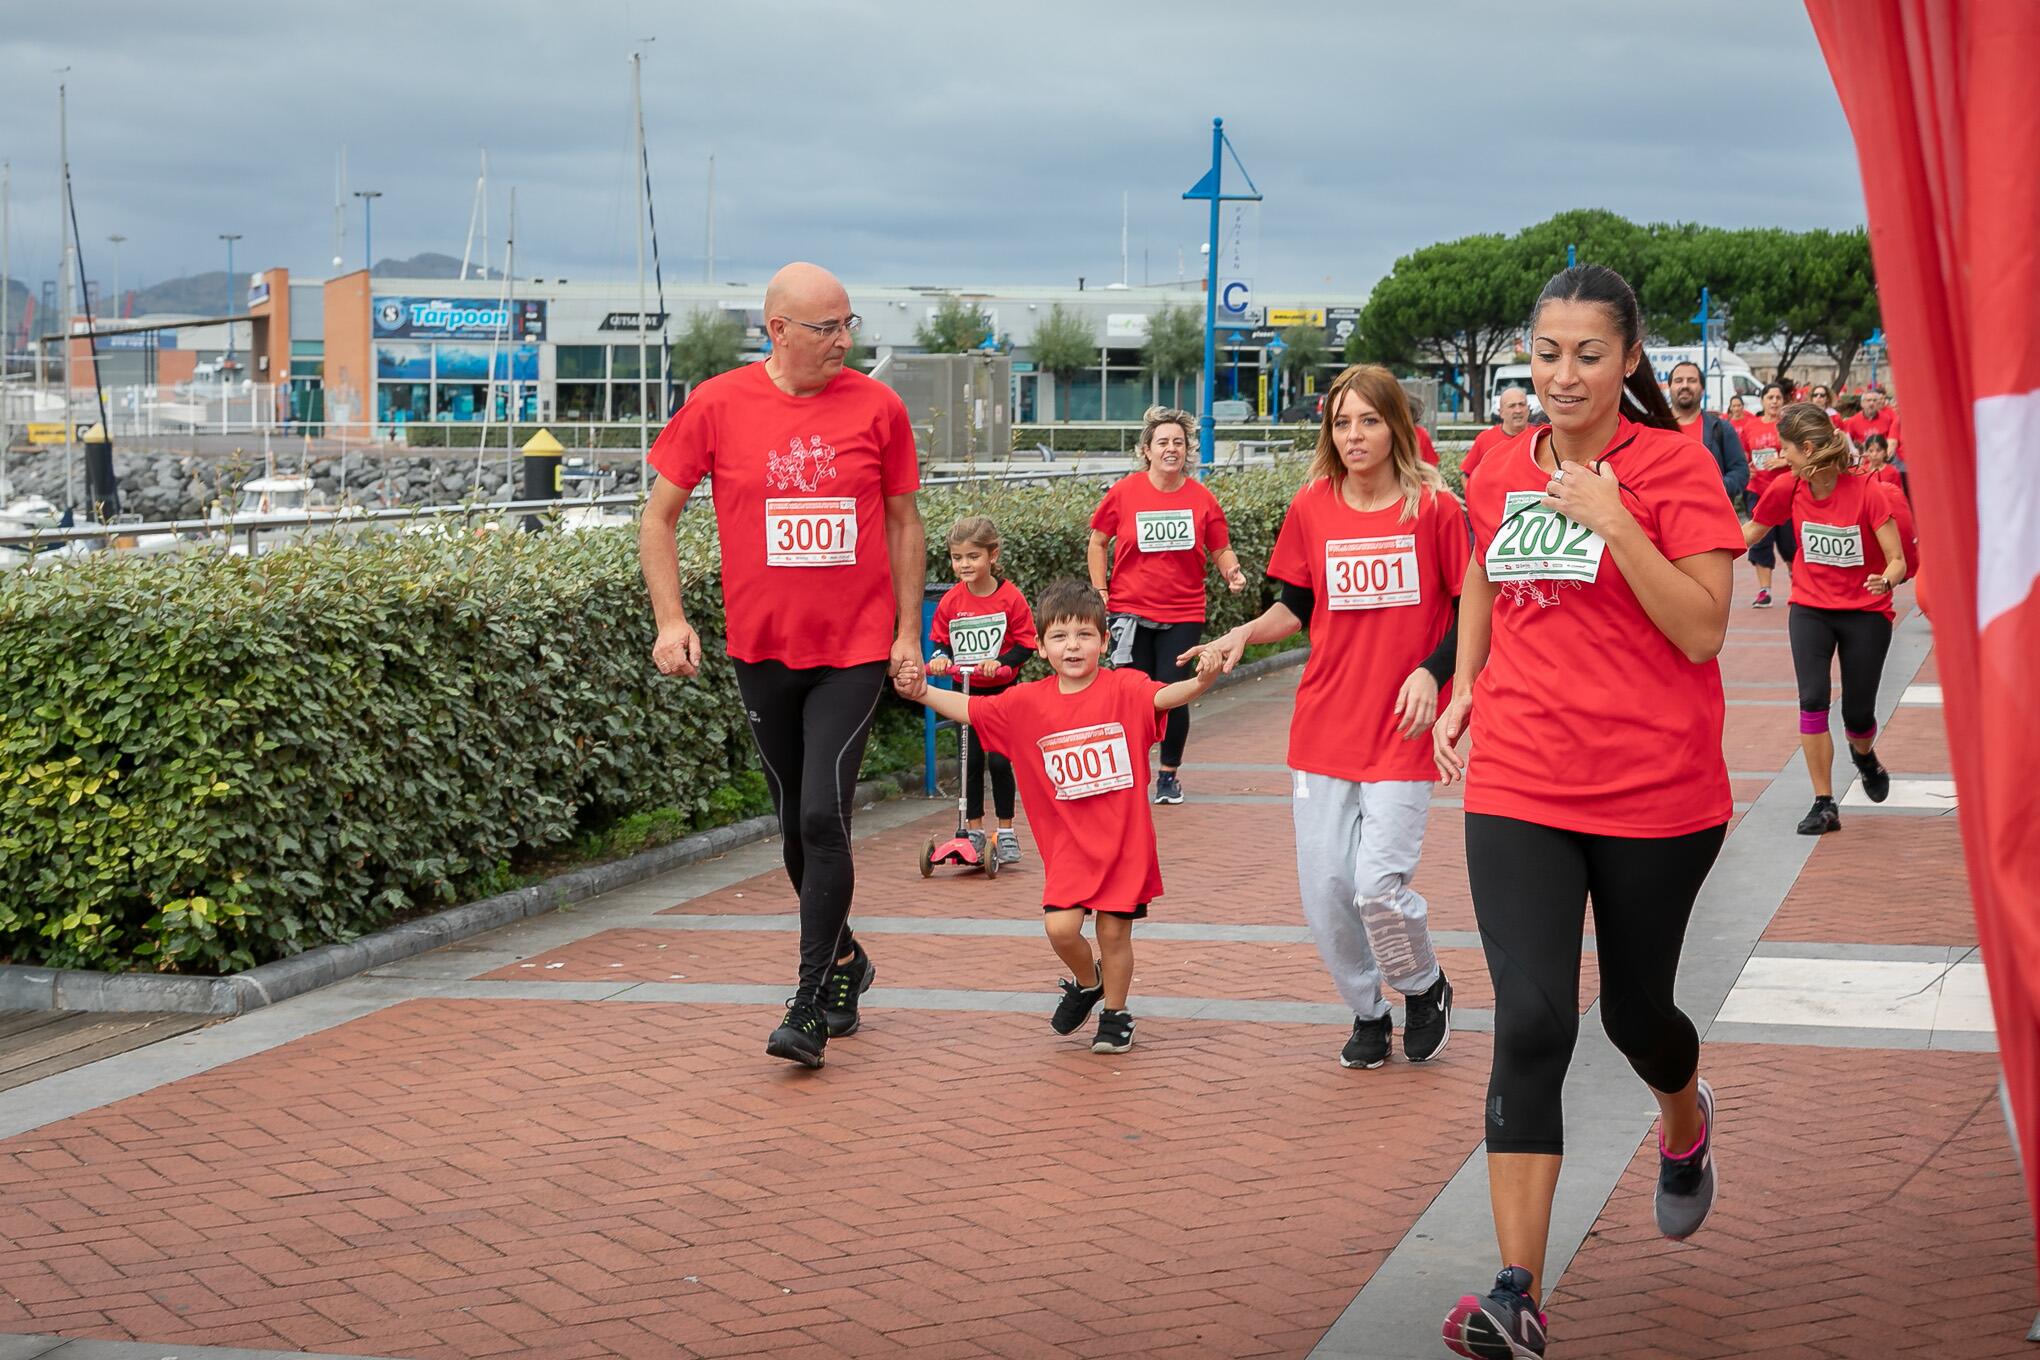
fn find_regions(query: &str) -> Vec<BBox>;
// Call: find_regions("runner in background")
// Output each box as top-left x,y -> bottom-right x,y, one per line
1088,406 -> 1248,806
1843,383 -> 1899,450
1743,403 -> 1907,835
1434,264 -> 1744,1360
1412,397 -> 1444,467
1462,387 -> 1531,485
1741,382 -> 1795,607
1200,364 -> 1467,1070
1724,393 -> 1748,424
640,261 -> 925,1070
1667,361 -> 1749,504
1808,383 -> 1838,420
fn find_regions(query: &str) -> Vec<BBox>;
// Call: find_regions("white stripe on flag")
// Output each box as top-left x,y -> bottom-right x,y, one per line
1975,387 -> 2040,630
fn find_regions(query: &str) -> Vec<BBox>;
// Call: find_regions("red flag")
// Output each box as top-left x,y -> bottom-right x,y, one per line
1805,0 -> 2040,1286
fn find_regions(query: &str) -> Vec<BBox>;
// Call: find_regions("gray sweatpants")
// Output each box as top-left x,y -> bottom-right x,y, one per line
1291,771 -> 1441,1020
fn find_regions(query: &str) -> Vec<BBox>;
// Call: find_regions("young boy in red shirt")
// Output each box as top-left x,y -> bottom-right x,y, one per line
897,578 -> 1222,1053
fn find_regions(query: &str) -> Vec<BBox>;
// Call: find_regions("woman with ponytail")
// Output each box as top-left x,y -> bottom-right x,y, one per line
1433,264 -> 1747,1359
1742,403 -> 1907,837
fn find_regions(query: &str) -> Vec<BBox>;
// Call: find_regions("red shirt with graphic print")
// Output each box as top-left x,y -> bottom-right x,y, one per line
1089,473 -> 1232,624
969,667 -> 1170,912
649,363 -> 919,668
1463,419 -> 1747,837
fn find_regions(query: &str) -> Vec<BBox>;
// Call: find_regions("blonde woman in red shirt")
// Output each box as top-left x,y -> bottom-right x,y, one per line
1434,265 -> 1746,1359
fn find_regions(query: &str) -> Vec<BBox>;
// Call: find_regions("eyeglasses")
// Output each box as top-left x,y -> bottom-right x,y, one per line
775,313 -> 861,338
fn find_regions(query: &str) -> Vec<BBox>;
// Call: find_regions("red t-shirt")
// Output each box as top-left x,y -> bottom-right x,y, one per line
1268,480 -> 1470,782
1415,425 -> 1441,467
970,667 -> 1170,912
1844,409 -> 1898,448
1462,426 -> 1512,482
1465,419 -> 1747,837
648,364 -> 920,668
1867,464 -> 1904,492
1752,471 -> 1899,619
1739,416 -> 1786,496
930,578 -> 1038,690
1090,473 -> 1232,624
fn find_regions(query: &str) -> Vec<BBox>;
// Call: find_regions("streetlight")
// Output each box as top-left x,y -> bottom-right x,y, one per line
352,189 -> 382,276
218,233 -> 242,372
106,233 -> 125,318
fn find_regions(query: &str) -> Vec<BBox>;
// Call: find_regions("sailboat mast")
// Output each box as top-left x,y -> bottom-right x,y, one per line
632,50 -> 650,480
2,160 -> 11,477
58,78 -> 75,512
705,154 -> 715,286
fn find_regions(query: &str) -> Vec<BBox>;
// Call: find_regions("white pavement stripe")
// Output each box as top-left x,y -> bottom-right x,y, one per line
1901,683 -> 1943,704
1840,778 -> 1957,810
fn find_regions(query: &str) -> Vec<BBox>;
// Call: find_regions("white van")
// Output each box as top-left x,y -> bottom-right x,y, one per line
1487,348 -> 1761,416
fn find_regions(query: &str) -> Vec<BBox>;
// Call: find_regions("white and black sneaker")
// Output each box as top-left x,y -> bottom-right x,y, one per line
1402,972 -> 1453,1063
1153,771 -> 1184,804
1051,961 -> 1105,1035
1091,1008 -> 1134,1053
1340,1013 -> 1392,1070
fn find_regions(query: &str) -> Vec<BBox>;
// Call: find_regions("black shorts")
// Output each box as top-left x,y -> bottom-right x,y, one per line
1045,903 -> 1150,920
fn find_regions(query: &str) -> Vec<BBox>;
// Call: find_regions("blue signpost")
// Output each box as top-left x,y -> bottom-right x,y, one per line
1266,331 -> 1287,417
1693,287 -> 1712,399
1228,330 -> 1245,397
1183,118 -> 1262,466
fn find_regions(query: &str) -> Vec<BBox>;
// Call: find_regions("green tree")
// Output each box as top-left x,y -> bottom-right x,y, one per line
1808,229 -> 1880,390
669,310 -> 744,389
1029,303 -> 1099,420
915,295 -> 995,353
1140,302 -> 1204,408
1275,324 -> 1328,410
1348,232 -> 1523,417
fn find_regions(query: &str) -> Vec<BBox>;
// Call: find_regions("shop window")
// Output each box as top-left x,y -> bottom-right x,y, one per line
557,345 -> 605,380
377,383 -> 429,423
435,346 -> 490,380
434,384 -> 487,421
557,383 -> 604,421
375,344 -> 430,380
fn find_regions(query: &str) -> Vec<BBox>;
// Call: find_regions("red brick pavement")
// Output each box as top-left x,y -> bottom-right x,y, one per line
1871,705 -> 1952,773
1762,818 -> 1974,946
0,999 -> 1492,1359
1551,1044 -> 2032,1358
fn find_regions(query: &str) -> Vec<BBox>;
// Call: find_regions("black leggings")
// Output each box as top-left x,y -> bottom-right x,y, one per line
1789,604 -> 1892,739
1126,620 -> 1203,768
1466,813 -> 1727,1156
731,658 -> 887,1003
1747,521 -> 1798,570
963,720 -> 1016,821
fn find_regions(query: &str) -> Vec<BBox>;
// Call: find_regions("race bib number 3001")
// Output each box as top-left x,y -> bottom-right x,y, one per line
1037,722 -> 1135,800
1801,521 -> 1865,567
1134,509 -> 1197,553
1485,491 -> 1607,583
948,613 -> 1007,666
1325,534 -> 1421,610
764,497 -> 857,567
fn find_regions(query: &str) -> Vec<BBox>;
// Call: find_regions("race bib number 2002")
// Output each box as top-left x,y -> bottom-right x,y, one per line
1801,521 -> 1865,568
1037,722 -> 1135,800
764,497 -> 857,567
1134,509 -> 1197,553
948,613 -> 1007,666
1484,491 -> 1606,583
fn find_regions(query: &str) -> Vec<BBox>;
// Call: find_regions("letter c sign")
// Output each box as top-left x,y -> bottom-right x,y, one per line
1220,280 -> 1251,317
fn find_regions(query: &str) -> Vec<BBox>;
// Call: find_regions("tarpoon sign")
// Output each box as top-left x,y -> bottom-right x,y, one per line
373,297 -> 547,343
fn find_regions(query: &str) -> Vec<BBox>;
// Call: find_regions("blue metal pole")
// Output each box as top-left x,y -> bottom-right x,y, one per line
364,199 -> 373,276
1699,286 -> 1710,408
1199,118 -> 1222,467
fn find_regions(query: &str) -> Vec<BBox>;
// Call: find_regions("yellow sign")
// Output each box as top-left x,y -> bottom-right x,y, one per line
25,423 -> 67,446
1257,372 -> 1269,419
1266,308 -> 1326,328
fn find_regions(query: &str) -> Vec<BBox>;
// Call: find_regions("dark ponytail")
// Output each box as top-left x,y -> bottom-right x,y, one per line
1532,264 -> 1680,433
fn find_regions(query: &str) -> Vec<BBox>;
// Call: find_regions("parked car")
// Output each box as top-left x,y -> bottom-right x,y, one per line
1210,398 -> 1253,421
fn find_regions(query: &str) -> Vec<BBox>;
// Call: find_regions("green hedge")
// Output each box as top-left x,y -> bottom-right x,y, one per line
0,466 -> 1315,974
1012,424 -> 1315,454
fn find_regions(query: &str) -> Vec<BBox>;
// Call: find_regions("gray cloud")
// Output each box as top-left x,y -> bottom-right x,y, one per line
0,0 -> 1864,302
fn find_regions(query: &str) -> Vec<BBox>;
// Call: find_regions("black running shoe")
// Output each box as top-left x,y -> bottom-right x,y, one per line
1051,961 -> 1105,1035
1796,796 -> 1841,835
1403,972 -> 1453,1064
1656,1078 -> 1718,1240
1340,1013 -> 1392,1070
1091,1008 -> 1134,1054
1850,746 -> 1891,803
819,948 -> 876,1038
1153,771 -> 1184,804
765,1000 -> 828,1069
1443,1266 -> 1547,1359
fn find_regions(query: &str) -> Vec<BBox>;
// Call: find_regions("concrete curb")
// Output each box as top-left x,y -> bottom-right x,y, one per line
0,773 -> 915,1018
0,648 -> 1307,1021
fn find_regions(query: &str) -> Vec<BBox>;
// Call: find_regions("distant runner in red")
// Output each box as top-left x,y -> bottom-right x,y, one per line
1461,386 -> 1532,485
1434,265 -> 1745,1360
1842,384 -> 1900,452
1741,381 -> 1796,607
1743,403 -> 1906,837
898,580 -> 1222,1055
1202,363 -> 1468,1072
1087,406 -> 1247,806
639,261 -> 926,1071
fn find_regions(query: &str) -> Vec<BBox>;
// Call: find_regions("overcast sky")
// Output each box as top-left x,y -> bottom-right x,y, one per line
0,1 -> 1866,302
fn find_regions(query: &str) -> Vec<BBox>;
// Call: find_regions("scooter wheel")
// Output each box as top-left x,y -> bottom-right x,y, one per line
919,838 -> 936,878
984,849 -> 1000,879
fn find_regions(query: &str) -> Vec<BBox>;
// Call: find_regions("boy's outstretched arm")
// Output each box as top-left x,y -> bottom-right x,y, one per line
1155,647 -> 1223,712
896,671 -> 973,726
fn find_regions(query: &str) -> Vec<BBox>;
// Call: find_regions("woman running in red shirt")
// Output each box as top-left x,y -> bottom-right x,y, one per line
1742,405 -> 1906,835
1200,364 -> 1468,1070
1742,382 -> 1795,607
1433,265 -> 1747,1359
1087,406 -> 1247,805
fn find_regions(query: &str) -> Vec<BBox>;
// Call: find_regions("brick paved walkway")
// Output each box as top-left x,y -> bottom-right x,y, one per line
0,564 -> 2029,1360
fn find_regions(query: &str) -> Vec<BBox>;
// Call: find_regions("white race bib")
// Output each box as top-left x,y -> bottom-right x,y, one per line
1134,509 -> 1197,553
948,612 -> 1008,666
1801,521 -> 1865,567
1037,722 -> 1135,800
1325,534 -> 1421,610
764,497 -> 857,567
1485,491 -> 1606,583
